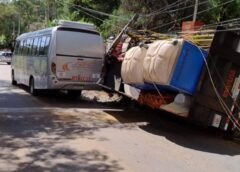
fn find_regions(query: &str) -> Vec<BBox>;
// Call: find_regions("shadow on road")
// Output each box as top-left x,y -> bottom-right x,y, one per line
0,81 -> 124,171
16,149 -> 122,172
0,107 -> 123,172
14,84 -> 120,109
105,106 -> 240,156
1,74 -> 240,170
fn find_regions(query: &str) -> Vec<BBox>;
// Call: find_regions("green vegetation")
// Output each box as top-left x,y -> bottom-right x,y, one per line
0,0 -> 240,48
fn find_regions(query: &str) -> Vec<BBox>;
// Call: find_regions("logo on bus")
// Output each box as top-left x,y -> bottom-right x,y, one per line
63,62 -> 96,71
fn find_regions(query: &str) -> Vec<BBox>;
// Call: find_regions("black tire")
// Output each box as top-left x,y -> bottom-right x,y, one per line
67,90 -> 81,98
11,70 -> 17,85
29,78 -> 38,96
7,62 -> 11,65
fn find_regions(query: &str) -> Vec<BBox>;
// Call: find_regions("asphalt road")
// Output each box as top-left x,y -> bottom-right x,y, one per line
0,62 -> 240,172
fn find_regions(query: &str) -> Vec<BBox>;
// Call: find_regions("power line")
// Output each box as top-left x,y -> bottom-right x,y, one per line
58,0 -> 129,21
56,0 -> 131,33
144,0 -> 209,19
152,0 -> 235,31
150,0 -> 235,31
171,18 -> 240,35
201,18 -> 240,29
168,0 -> 209,13
198,48 -> 240,132
144,0 -> 187,17
56,0 -> 105,23
141,0 -> 210,18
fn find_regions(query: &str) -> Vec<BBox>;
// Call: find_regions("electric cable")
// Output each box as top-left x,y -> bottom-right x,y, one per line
198,47 -> 240,131
56,0 -> 105,22
58,0 -> 129,21
150,0 -> 235,31
147,0 -> 210,16
144,0 -> 189,17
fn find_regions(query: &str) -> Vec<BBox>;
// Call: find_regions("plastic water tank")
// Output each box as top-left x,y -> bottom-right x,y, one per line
121,46 -> 147,84
143,39 -> 184,84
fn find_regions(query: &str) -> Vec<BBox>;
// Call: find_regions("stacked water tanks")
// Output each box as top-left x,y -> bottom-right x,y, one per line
121,39 -> 208,95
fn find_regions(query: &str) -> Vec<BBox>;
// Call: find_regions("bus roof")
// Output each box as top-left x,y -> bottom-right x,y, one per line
17,21 -> 98,40
17,27 -> 54,40
58,20 -> 96,31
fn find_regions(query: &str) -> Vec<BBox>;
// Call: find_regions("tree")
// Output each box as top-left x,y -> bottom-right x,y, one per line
0,3 -> 19,48
200,0 -> 240,24
0,0 -> 240,49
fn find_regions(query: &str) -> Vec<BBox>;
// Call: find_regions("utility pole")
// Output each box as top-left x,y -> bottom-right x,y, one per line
193,0 -> 199,22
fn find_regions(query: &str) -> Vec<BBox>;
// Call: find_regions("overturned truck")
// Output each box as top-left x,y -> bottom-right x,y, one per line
102,26 -> 240,138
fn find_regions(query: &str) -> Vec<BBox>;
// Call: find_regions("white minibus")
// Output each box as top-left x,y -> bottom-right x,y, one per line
11,21 -> 105,96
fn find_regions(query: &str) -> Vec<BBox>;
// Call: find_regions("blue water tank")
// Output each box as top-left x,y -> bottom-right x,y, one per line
169,41 -> 208,95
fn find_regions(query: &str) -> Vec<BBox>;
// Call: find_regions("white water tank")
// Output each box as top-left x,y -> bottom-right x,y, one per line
143,39 -> 183,84
121,46 -> 147,84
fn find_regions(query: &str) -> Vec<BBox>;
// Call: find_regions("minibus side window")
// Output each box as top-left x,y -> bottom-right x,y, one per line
32,37 -> 39,56
39,36 -> 46,56
44,36 -> 50,56
26,39 -> 33,56
36,37 -> 42,56
18,40 -> 24,55
22,40 -> 28,56
29,38 -> 34,56
14,41 -> 20,55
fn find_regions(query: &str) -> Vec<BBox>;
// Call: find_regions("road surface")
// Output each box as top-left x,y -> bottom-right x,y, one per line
0,63 -> 240,172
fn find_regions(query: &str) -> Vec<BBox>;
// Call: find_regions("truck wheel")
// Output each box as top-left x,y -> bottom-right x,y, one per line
11,70 -> 17,85
67,90 -> 81,98
29,78 -> 38,96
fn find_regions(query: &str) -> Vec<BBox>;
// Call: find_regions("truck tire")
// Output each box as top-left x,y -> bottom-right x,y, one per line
67,90 -> 81,98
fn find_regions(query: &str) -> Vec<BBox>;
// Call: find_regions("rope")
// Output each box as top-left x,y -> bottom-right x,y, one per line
152,83 -> 167,104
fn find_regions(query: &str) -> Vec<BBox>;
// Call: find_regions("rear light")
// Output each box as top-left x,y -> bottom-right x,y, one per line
51,62 -> 56,74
